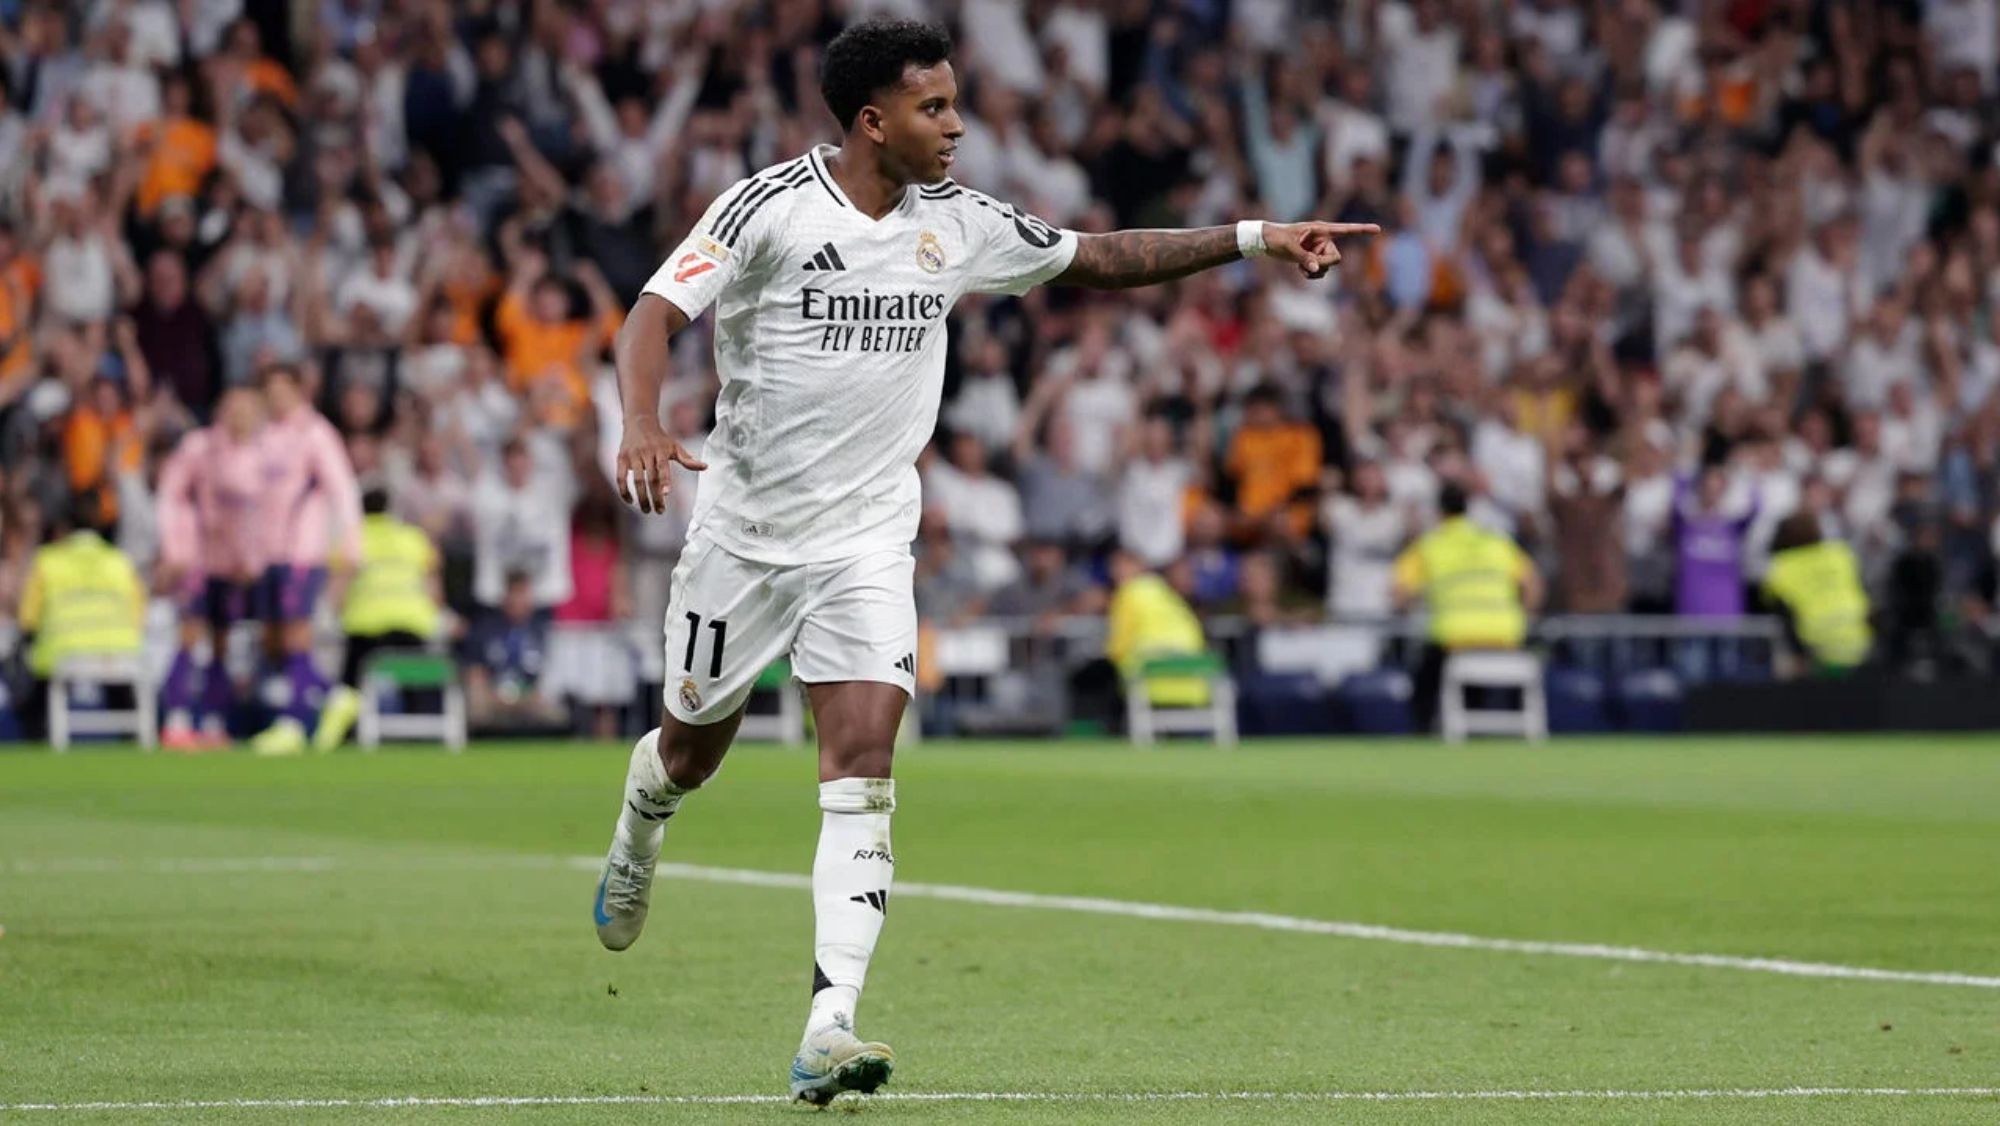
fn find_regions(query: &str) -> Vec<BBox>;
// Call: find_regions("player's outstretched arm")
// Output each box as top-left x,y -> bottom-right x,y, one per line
613,293 -> 707,514
1052,221 -> 1381,289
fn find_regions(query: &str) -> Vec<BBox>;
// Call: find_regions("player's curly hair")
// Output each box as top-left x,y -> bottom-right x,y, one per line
819,18 -> 953,131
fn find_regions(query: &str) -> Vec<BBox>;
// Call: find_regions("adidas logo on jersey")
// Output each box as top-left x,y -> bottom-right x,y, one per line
801,243 -> 847,271
848,889 -> 890,914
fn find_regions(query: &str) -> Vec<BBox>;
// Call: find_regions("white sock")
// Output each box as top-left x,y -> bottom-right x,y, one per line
806,777 -> 895,1034
613,729 -> 687,857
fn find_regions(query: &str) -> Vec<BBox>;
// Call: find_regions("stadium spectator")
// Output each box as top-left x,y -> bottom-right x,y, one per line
1321,460 -> 1411,620
924,431 -> 1024,593
463,569 -> 563,731
1224,384 -> 1320,545
1673,465 -> 1758,619
1013,416 -> 1111,553
493,248 -> 619,432
1546,426 -> 1628,614
62,371 -> 142,527
988,538 -> 1104,636
942,331 -> 1021,458
549,486 -> 633,741
472,434 -> 574,617
1117,413 -> 1193,568
131,248 -> 219,417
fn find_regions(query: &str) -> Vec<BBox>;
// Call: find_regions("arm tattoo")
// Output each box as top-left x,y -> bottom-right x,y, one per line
1052,226 -> 1242,290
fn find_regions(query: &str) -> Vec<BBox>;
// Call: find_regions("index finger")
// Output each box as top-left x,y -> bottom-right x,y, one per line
1318,223 -> 1382,236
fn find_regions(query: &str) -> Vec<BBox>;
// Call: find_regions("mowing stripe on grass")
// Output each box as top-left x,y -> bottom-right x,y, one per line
6,1088 -> 1999,1112
6,857 -> 339,874
16,854 -> 2000,990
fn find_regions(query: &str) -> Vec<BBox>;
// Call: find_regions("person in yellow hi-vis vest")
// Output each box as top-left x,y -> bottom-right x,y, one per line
18,492 -> 146,740
310,487 -> 445,751
1391,483 -> 1544,733
1762,512 -> 1871,675
1105,550 -> 1211,710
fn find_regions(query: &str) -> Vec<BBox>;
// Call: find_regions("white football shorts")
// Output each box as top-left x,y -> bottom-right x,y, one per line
661,534 -> 918,725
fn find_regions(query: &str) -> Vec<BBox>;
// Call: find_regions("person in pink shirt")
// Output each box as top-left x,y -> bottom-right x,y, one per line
155,385 -> 268,749
246,364 -> 364,755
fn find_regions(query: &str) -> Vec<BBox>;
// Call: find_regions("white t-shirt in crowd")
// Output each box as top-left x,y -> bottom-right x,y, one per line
944,370 -> 1022,455
924,460 -> 1025,591
1060,374 -> 1138,476
1119,456 -> 1191,567
44,233 -> 116,324
1323,496 -> 1411,619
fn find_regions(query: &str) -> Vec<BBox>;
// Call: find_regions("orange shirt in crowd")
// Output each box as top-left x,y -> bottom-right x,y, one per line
245,58 -> 299,107
0,256 -> 42,382
494,291 -> 619,430
134,117 -> 219,216
1227,421 -> 1322,536
442,277 -> 498,345
64,408 -> 143,522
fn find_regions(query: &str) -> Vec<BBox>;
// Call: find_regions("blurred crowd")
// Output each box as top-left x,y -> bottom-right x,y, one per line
5,0 -> 2000,684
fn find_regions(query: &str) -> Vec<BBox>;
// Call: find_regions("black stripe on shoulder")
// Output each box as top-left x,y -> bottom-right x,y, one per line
717,180 -> 788,245
719,170 -> 810,246
921,187 -> 964,203
918,180 -> 960,197
707,180 -> 763,239
708,160 -> 809,239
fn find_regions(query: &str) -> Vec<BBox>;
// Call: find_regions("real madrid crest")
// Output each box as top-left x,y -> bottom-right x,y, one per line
916,230 -> 946,274
679,678 -> 702,713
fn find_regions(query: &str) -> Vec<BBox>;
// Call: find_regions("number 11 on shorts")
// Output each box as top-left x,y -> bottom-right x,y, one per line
684,612 -> 728,677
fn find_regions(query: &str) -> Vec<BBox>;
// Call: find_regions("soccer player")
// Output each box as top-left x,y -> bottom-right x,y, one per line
245,364 -> 364,756
155,385 -> 269,749
591,18 -> 1376,1105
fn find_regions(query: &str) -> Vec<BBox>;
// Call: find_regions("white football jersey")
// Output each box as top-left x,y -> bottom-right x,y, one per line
642,144 -> 1077,565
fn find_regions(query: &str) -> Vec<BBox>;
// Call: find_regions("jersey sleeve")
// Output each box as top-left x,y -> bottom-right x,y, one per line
641,175 -> 783,319
959,192 -> 1078,296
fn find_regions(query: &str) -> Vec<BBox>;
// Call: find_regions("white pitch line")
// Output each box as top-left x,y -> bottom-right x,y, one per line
5,1088 -> 1999,1112
623,861 -> 2000,991
13,853 -> 1998,990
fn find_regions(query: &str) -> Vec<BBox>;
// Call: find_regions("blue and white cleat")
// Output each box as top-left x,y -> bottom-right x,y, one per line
788,1014 -> 895,1107
591,847 -> 656,951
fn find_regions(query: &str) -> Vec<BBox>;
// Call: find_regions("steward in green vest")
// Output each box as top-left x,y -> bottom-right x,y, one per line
312,487 -> 445,751
1762,513 -> 1871,674
1391,483 -> 1544,732
18,493 -> 145,739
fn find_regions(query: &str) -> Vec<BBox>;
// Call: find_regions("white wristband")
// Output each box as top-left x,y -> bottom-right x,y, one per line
1236,219 -> 1267,258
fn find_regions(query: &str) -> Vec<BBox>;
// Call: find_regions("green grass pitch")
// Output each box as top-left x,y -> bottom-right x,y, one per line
3,737 -> 1999,1123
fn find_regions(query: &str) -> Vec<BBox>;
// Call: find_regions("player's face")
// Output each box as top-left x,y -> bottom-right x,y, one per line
876,62 -> 963,185
219,387 -> 263,437
262,371 -> 304,416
